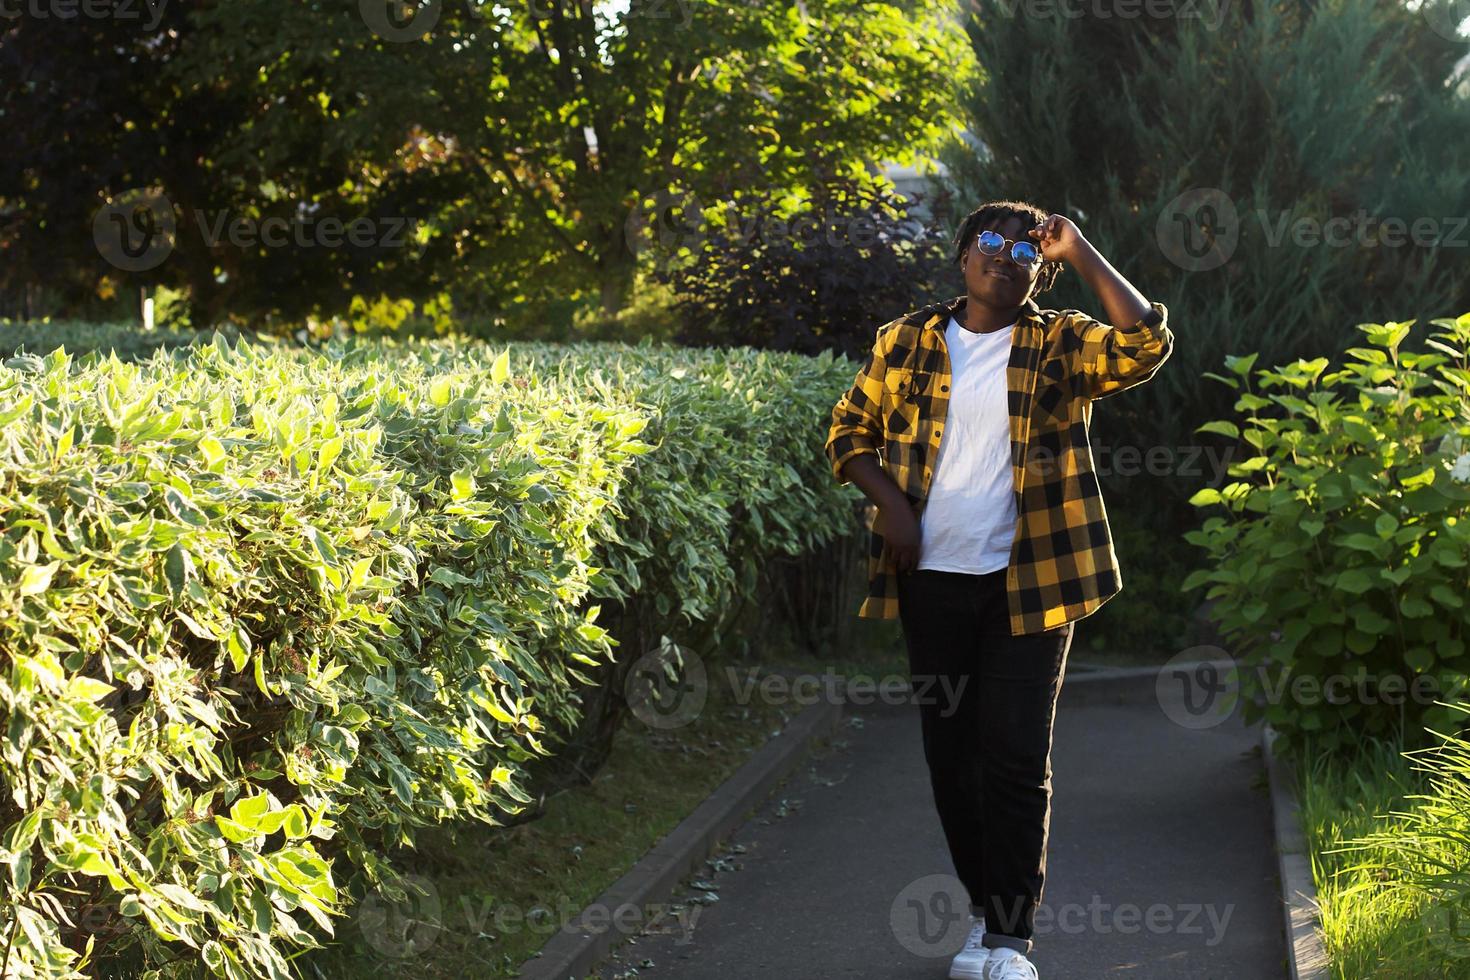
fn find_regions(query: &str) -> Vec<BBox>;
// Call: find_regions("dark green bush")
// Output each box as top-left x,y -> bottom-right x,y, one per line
653,179 -> 963,360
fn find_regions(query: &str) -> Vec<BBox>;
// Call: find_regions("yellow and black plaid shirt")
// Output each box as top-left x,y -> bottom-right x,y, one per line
825,294 -> 1173,635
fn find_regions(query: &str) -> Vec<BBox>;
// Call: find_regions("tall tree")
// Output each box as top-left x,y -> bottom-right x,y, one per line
1,0 -> 970,326
943,0 -> 1470,511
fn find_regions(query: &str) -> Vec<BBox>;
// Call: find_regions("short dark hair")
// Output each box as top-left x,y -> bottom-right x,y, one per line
952,199 -> 1062,294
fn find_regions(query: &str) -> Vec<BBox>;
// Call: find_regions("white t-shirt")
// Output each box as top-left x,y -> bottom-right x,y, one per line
916,316 -> 1018,575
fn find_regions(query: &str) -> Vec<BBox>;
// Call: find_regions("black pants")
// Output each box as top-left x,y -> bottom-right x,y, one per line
896,566 -> 1074,956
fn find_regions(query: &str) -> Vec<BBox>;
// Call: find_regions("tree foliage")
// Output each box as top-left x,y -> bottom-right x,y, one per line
655,179 -> 963,358
0,0 -> 969,328
942,0 -> 1470,517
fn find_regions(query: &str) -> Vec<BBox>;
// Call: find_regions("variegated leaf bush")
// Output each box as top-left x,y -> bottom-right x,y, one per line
0,334 -> 864,979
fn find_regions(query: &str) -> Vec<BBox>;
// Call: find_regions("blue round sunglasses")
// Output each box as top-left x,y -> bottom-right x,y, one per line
975,229 -> 1042,267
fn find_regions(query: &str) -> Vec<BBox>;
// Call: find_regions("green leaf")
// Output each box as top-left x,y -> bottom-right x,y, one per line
1400,593 -> 1434,618
67,676 -> 115,702
198,435 -> 227,469
164,487 -> 208,527
1224,352 -> 1259,377
1194,420 -> 1239,439
230,791 -> 272,829
491,348 -> 511,383
215,816 -> 257,843
165,543 -> 193,599
18,561 -> 59,595
227,625 -> 252,673
305,526 -> 338,565
1405,646 -> 1435,672
387,766 -> 414,805
282,805 -> 309,839
451,466 -> 476,502
318,437 -> 344,474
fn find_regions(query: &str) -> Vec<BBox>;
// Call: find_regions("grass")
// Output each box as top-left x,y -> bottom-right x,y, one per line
304,665 -> 802,979
1298,720 -> 1470,979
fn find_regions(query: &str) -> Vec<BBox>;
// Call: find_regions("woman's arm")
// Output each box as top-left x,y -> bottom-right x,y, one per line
825,327 -> 924,572
840,455 -> 922,573
1030,214 -> 1152,329
1030,213 -> 1174,400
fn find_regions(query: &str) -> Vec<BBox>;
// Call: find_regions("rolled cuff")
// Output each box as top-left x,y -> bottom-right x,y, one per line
828,443 -> 880,485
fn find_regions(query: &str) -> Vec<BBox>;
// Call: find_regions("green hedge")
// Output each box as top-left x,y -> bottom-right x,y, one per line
1185,312 -> 1470,756
0,322 -> 242,361
0,335 -> 861,979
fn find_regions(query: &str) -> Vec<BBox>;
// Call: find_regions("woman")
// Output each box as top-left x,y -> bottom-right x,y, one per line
824,200 -> 1174,980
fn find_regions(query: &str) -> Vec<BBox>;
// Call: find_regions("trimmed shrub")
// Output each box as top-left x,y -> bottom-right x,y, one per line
0,322 -> 243,361
0,334 -> 863,978
1185,312 -> 1470,757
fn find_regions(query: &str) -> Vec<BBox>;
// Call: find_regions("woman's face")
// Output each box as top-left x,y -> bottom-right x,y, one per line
962,214 -> 1042,308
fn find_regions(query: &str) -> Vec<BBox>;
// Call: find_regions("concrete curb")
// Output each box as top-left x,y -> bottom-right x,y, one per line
517,697 -> 845,980
1261,723 -> 1331,980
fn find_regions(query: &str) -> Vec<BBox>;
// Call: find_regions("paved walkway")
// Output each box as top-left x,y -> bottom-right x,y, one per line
595,668 -> 1287,979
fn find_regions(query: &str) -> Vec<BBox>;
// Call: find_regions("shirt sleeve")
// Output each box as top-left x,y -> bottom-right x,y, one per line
1066,301 -> 1173,401
825,323 -> 896,485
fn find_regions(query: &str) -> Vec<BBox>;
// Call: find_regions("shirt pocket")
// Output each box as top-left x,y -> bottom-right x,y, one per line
1032,356 -> 1074,429
882,369 -> 925,446
884,367 -> 919,400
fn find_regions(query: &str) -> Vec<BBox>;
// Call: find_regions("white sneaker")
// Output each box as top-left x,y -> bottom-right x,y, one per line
984,946 -> 1039,980
947,920 -> 992,979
